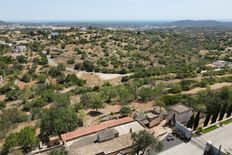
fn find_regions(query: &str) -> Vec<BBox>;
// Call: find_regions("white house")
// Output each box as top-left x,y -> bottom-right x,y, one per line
12,45 -> 27,53
167,103 -> 193,125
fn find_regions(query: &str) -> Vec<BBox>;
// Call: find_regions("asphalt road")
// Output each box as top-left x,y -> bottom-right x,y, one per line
159,123 -> 232,155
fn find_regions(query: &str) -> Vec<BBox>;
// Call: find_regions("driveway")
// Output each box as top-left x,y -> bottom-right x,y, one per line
159,123 -> 232,155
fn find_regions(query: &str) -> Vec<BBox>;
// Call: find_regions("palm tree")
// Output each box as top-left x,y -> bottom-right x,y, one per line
131,130 -> 163,155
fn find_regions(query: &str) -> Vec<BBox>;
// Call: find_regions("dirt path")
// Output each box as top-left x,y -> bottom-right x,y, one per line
83,101 -> 153,127
156,74 -> 232,85
181,82 -> 232,95
47,56 -> 130,85
95,72 -> 132,80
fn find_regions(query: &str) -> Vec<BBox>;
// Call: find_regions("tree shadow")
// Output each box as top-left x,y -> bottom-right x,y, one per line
88,111 -> 103,117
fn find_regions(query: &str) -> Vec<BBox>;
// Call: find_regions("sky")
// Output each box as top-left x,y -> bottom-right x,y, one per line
1,0 -> 232,22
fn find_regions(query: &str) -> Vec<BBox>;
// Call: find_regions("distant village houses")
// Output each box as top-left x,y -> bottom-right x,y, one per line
12,45 -> 27,53
206,60 -> 232,68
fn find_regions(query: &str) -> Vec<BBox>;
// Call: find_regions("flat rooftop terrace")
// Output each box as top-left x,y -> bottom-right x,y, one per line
66,121 -> 144,152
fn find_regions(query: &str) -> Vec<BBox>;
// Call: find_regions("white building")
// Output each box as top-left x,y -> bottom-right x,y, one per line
12,45 -> 27,53
167,103 -> 193,125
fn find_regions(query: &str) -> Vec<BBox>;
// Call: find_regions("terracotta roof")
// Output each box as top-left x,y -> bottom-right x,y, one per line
61,117 -> 133,142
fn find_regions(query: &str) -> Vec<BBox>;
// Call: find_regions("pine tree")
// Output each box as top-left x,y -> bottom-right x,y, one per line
219,104 -> 226,121
187,114 -> 194,129
226,104 -> 232,118
204,113 -> 211,127
193,111 -> 200,130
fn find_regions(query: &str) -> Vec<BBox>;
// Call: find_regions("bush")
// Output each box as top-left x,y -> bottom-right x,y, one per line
119,106 -> 131,116
48,66 -> 63,77
74,63 -> 82,70
121,76 -> 130,82
21,73 -> 31,83
80,93 -> 103,111
82,60 -> 94,72
66,59 -> 75,64
168,85 -> 182,94
162,95 -> 182,106
0,101 -> 6,110
65,74 -> 86,86
137,87 -> 155,101
16,55 -> 27,64
3,126 -> 38,153
6,88 -> 22,101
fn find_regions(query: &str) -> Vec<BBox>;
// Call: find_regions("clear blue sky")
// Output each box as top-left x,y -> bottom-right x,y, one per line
1,0 -> 232,22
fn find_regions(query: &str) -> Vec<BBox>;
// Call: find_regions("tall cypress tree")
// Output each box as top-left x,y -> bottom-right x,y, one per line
219,104 -> 226,121
193,111 -> 200,130
204,113 -> 211,127
187,114 -> 194,129
211,104 -> 220,124
226,104 -> 232,118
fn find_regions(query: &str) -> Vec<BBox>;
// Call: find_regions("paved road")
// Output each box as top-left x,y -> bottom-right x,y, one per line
159,140 -> 204,155
159,123 -> 232,155
200,123 -> 232,152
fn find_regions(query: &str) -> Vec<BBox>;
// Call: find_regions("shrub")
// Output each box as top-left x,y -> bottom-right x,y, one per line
66,59 -> 75,64
121,76 -> 130,82
74,63 -> 82,70
21,73 -> 31,83
82,60 -> 94,72
119,106 -> 131,116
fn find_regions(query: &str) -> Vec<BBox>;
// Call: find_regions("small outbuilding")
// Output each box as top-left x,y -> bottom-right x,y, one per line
167,103 -> 193,125
97,128 -> 119,142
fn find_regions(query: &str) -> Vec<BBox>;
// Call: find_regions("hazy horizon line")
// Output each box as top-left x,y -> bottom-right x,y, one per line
4,19 -> 232,23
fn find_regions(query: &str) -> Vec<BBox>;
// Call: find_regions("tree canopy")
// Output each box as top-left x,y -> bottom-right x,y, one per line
131,130 -> 163,155
40,107 -> 81,139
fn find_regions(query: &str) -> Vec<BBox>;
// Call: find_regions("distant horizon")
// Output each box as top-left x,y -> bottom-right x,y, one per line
1,0 -> 232,22
4,19 -> 232,24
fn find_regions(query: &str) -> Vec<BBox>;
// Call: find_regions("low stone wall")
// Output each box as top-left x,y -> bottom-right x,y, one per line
27,144 -> 63,155
175,121 -> 193,139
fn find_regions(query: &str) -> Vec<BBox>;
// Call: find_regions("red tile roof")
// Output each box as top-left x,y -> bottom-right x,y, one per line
61,117 -> 133,142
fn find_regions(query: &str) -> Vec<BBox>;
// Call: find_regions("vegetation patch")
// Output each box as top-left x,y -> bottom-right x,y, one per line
222,118 -> 232,125
202,125 -> 219,134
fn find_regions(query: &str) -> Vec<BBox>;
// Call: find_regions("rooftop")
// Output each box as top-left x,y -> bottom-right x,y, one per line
146,113 -> 159,119
67,121 -> 144,150
200,123 -> 232,152
69,133 -> 133,155
97,128 -> 118,142
168,103 -> 192,113
61,117 -> 133,142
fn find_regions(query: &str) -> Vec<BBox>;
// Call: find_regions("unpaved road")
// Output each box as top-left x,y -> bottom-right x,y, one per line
47,55 -> 131,81
181,82 -> 232,95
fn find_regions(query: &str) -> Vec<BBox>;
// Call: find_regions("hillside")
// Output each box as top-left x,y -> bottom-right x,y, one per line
167,20 -> 232,27
0,20 -> 6,24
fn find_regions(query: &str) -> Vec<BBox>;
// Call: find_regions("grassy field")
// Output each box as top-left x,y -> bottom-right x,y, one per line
202,125 -> 219,134
222,118 -> 232,125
